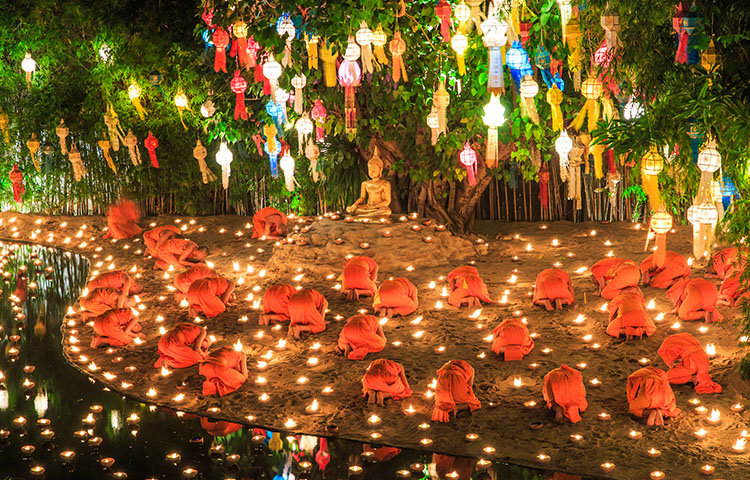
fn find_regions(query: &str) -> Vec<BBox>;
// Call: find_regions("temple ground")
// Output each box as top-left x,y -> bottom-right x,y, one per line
1,212 -> 748,480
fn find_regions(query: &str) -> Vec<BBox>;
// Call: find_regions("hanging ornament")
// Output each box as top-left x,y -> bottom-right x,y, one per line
215,142 -> 233,190
262,54 -> 283,97
338,60 -> 361,134
555,130 -> 573,183
201,2 -> 214,27
564,18 -> 583,90
519,76 -> 540,124
201,29 -> 215,61
389,32 -> 407,83
0,108 -> 9,143
557,0 -> 572,43
459,142 -> 478,186
148,70 -> 167,99
686,120 -> 703,164
279,149 -> 296,192
104,104 -> 125,151
572,76 -> 603,132
568,137 -> 585,209
466,0 -> 485,34
344,35 -> 361,62
640,146 -> 664,211
701,38 -> 718,73
319,41 -> 339,88
9,164 -> 24,204
305,137 -> 322,182
482,95 -> 505,167
435,0 -> 452,43
481,15 -> 508,94
68,144 -> 86,181
98,134 -> 117,174
265,99 -> 284,132
311,99 -> 327,141
538,163 -> 551,209
232,19 -> 249,69
201,91 -> 216,118
505,40 -> 531,90
649,209 -> 673,268
426,105 -> 440,146
123,130 -> 141,166
546,85 -> 564,131
590,141 -> 605,179
433,81 -> 450,137
277,15 -> 296,67
684,8 -> 701,65
295,114 -> 313,155
593,39 -> 612,69
127,81 -> 148,120
274,87 -> 290,126
263,123 -> 281,177
356,22 -> 375,74
27,133 -> 40,172
212,27 -> 230,73
291,74 -> 306,114
372,26 -> 389,65
174,88 -> 191,129
451,32 -> 468,76
193,139 -> 216,184
518,21 -> 532,47
55,119 -> 69,155
601,6 -> 621,50
21,53 -> 36,89
455,1 -> 471,27
144,132 -> 159,168
230,71 -> 248,121
622,99 -> 644,120
305,34 -> 319,70
535,45 -> 554,88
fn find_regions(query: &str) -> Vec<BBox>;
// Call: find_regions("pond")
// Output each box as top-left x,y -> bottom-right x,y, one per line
0,242 -> 598,480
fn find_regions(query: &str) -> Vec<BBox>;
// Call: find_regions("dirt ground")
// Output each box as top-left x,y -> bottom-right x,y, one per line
1,211 -> 748,480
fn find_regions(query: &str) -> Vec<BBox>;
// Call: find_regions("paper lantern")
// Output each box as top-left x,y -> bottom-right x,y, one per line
232,19 -> 249,68
201,93 -> 216,118
546,86 -> 564,131
263,55 -> 282,97
426,105 -> 440,145
21,53 -> 36,88
295,114 -> 313,154
56,119 -> 69,155
482,95 -> 505,167
104,104 -> 125,151
123,130 -> 141,166
148,70 -> 167,99
305,137 -> 322,182
435,0 -> 452,42
451,32 -> 468,76
372,25 -> 388,65
0,108 -> 9,143
389,32 -> 407,83
305,34 -> 319,70
481,15 -> 507,94
701,38 -> 718,72
650,209 -> 672,268
174,88 -> 190,129
266,98 -> 284,132
697,142 -> 721,172
455,1 -> 471,24
27,133 -> 40,172
144,132 -> 159,168
9,164 -> 24,204
535,45 -> 554,88
212,27 -> 230,73
433,81 -> 450,137
555,130 -> 573,169
557,0 -> 572,42
356,21 -> 375,74
68,144 -> 86,181
572,77 -> 603,132
311,99 -> 327,141
459,142 -> 478,186
623,100 -> 644,120
277,15 -> 296,67
601,7 -> 621,50
641,146 -> 663,211
696,202 -> 718,224
518,21 -> 531,47
687,204 -> 699,225
641,147 -> 664,176
215,142 -> 233,190
230,71 -> 248,121
98,43 -> 112,64
519,76 -> 540,124
291,73 -> 306,114
193,139 -> 216,184
505,41 -> 530,88
280,150 -> 296,192
127,81 -> 148,120
338,59 -> 361,134
264,134 -> 282,178
466,0 -> 485,34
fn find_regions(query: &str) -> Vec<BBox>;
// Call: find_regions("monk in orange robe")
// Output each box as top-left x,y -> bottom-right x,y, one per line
640,251 -> 690,289
667,278 -> 723,322
707,247 -> 741,279
199,347 -> 248,397
143,225 -> 182,257
658,333 -> 721,394
342,256 -> 378,300
79,287 -> 136,319
447,266 -> 494,308
590,258 -> 628,292
361,358 -> 412,405
186,277 -> 235,318
533,268 -> 575,311
543,365 -> 587,424
372,278 -> 418,317
251,207 -> 288,239
200,417 -> 243,437
153,323 -> 211,368
153,238 -> 209,271
432,360 -> 481,423
719,265 -> 749,306
434,454 -> 475,480
288,288 -> 328,338
599,261 -> 640,299
103,199 -> 142,240
90,308 -> 144,348
606,291 -> 656,339
259,284 -> 296,325
87,270 -> 143,295
627,367 -> 681,425
362,445 -> 401,462
491,318 -> 534,361
174,265 -> 218,303
337,315 -> 386,360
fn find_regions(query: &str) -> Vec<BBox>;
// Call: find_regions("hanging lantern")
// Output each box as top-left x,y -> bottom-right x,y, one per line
27,133 -> 40,172
433,81 -> 450,137
230,71 -> 248,121
572,76 -> 603,132
278,16 -> 296,67
356,22 -> 375,74
455,1 -> 471,25
697,140 -> 721,173
590,141 -> 606,179
482,95 -> 505,168
481,15 -> 508,94
565,18 -> 583,90
344,35 -> 361,62
232,19 -> 249,69
650,209 -> 673,268
144,132 -> 159,168
305,34 -> 319,70
535,45 -> 554,88
505,41 -> 530,89
426,105 -> 440,145
466,0 -> 484,34
451,32 -> 468,76
305,137 -> 322,182
68,144 -> 86,181
56,119 -> 69,155
372,26 -> 389,65
127,81 -> 148,120
459,142 -> 478,186
280,150 -> 296,191
518,21 -> 532,47
546,86 -> 564,131
275,88 -> 290,126
263,123 -> 281,177
174,88 -> 190,129
295,114 -> 313,154
435,0 -> 452,43
701,38 -> 718,72
519,76 -> 540,124
389,32 -> 407,83
555,130 -> 573,170
593,39 -> 612,69
601,7 -> 621,50
311,99 -> 327,141
212,27 -> 230,73
640,146 -> 663,211
98,134 -> 117,174
557,0 -> 572,42
291,74 -> 306,114
265,98 -> 284,132
21,53 -> 36,89
148,70 -> 167,99
9,164 -> 24,204
215,142 -> 233,190
0,108 -> 9,143
262,55 -> 282,97
98,43 -> 112,64
338,60 -> 361,134
201,92 -> 216,119
123,130 -> 141,166
104,104 -> 125,151
193,139 -> 216,184
319,41 -> 339,88
696,201 -> 718,224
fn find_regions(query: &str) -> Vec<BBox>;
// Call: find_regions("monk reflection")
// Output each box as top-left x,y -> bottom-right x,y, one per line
346,147 -> 392,217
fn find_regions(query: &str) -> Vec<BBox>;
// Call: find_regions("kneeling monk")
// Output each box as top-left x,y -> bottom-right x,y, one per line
259,284 -> 296,325
103,199 -> 142,240
640,251 -> 690,289
627,367 -> 681,426
154,238 -> 209,271
543,365 -> 587,423
154,323 -> 211,368
90,308 -> 144,348
533,268 -> 575,311
361,359 -> 412,405
373,278 -> 418,317
342,256 -> 379,300
707,247 -> 741,279
79,287 -> 135,319
87,270 -> 143,296
337,315 -> 386,360
432,360 -> 481,423
491,318 -> 534,361
591,258 -> 628,292
288,288 -> 328,338
186,276 -> 235,318
143,225 -> 182,257
251,207 -> 288,239
174,265 -> 218,303
599,261 -> 640,299
199,347 -> 248,397
447,266 -> 493,308
667,278 -> 723,323
719,265 -> 749,306
606,291 -> 656,339
658,333 -> 721,394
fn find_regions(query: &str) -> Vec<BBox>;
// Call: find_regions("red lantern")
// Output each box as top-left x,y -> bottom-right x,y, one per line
212,27 -> 230,73
311,99 -> 327,141
144,132 -> 159,168
459,142 -> 478,186
435,0 -> 452,42
518,21 -> 532,47
201,3 -> 214,27
230,71 -> 248,120
9,164 -> 23,204
247,36 -> 259,68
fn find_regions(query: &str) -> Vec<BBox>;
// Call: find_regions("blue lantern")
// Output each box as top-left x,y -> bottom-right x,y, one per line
266,100 -> 284,132
264,137 -> 282,178
722,177 -> 737,209
506,41 -> 531,89
535,45 -> 554,88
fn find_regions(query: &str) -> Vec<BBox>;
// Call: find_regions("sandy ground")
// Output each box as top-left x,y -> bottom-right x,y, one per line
1,211 -> 748,480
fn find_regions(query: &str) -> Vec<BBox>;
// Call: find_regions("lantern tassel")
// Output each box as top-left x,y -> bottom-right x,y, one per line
98,139 -> 117,174
590,142 -> 605,179
306,35 -> 319,70
129,97 -> 148,120
486,129 -> 498,168
373,44 -> 388,65
320,43 -> 338,88
546,87 -> 564,131
221,164 -> 230,190
572,98 -> 599,132
391,53 -> 407,83
12,179 -> 24,203
360,43 -> 375,74
234,91 -> 247,120
523,97 -> 540,124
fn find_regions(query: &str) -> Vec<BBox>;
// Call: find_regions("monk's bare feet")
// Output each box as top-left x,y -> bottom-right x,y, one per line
366,390 -> 377,405
645,409 -> 664,426
552,404 -> 564,423
188,307 -> 197,317
554,298 -> 563,310
345,289 -> 358,301
704,311 -> 712,323
539,299 -> 553,311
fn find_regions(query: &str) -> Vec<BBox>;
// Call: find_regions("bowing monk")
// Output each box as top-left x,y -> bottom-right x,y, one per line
658,333 -> 721,394
143,225 -> 182,257
174,265 -> 218,303
87,270 -> 143,296
591,258 -> 628,292
79,287 -> 136,319
373,278 -> 418,317
186,277 -> 235,318
627,367 -> 681,426
361,358 -> 412,405
491,318 -> 534,361
90,308 -> 144,348
337,314 -> 386,360
719,265 -> 748,306
599,261 -> 640,299
447,266 -> 494,308
707,247 -> 741,279
432,360 -> 481,423
103,199 -> 142,240
533,268 -> 575,311
606,291 -> 656,339
667,278 -> 723,323
153,323 -> 211,368
341,256 -> 379,300
259,284 -> 296,325
199,347 -> 248,397
251,207 -> 288,239
153,238 -> 209,271
640,251 -> 690,289
288,288 -> 328,338
543,365 -> 587,424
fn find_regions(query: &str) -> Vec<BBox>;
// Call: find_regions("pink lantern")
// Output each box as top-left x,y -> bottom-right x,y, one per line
338,60 -> 361,134
144,132 -> 159,168
230,71 -> 248,120
459,142 -> 478,186
311,99 -> 327,141
435,0 -> 452,42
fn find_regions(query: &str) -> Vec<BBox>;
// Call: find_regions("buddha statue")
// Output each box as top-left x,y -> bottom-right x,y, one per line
346,147 -> 392,217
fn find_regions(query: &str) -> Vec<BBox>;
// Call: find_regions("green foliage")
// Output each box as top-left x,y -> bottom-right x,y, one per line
738,353 -> 750,381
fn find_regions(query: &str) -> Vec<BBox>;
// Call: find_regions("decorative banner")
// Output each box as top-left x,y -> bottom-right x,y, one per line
68,144 -> 86,181
9,164 -> 24,204
547,85 -> 564,131
56,119 -> 69,155
127,81 -> 148,120
98,135 -> 117,174
389,32 -> 407,83
459,142 -> 478,186
230,71 -> 248,120
435,0 -> 452,42
27,133 -> 40,172
319,41 -> 339,87
193,139 -> 217,184
104,104 -> 125,151
123,130 -> 141,166
144,132 -> 159,168
212,27 -> 230,73
311,99 -> 327,141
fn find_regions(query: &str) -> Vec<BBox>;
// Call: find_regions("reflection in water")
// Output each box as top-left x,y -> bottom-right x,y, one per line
0,243 -> 594,479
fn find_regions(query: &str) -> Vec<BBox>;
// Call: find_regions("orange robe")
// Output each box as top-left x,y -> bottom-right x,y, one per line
103,199 -> 142,240
186,277 -> 232,318
154,238 -> 203,271
707,247 -> 739,279
337,315 -> 386,360
342,256 -> 378,296
667,278 -> 723,322
91,308 -> 142,347
606,291 -> 655,338
143,225 -> 181,256
542,365 -> 587,423
447,266 -> 493,307
80,288 -> 123,317
199,348 -> 247,397
600,261 -> 640,299
533,268 -> 575,307
261,284 -> 296,321
200,417 -> 243,437
491,318 -> 534,361
720,265 -> 748,306
361,359 -> 412,399
13,275 -> 27,302
658,333 -> 721,394
626,367 -> 680,419
362,445 -> 401,462
174,265 -> 218,302
590,258 -> 628,287
372,278 -> 418,316
251,207 -> 287,238
432,360 -> 481,423
288,289 -> 328,334
640,251 -> 690,289
87,270 -> 142,295
434,454 -> 475,480
154,323 -> 207,368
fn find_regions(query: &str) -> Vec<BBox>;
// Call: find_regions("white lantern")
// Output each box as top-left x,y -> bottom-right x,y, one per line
426,105 -> 440,145
277,18 -> 296,67
451,33 -> 468,75
280,151 -> 296,191
291,73 -> 307,114
344,35 -> 361,61
21,52 -> 36,75
295,114 -> 313,154
687,204 -> 699,224
274,88 -> 290,126
482,95 -> 505,167
98,43 -> 112,63
555,130 -> 573,168
623,100 -> 644,120
356,21 -> 375,74
455,1 -> 471,24
520,76 -> 541,124
697,201 -> 718,225
216,142 -> 233,190
263,56 -> 282,97
697,142 -> 721,173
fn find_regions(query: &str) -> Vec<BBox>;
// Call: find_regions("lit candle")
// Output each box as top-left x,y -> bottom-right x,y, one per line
482,446 -> 496,455
166,452 -> 181,462
628,429 -> 642,440
650,471 -> 665,480
598,412 -> 611,421
646,447 -> 661,458
569,433 -> 583,442
601,462 -> 615,473
367,414 -> 381,426
694,427 -> 708,438
700,464 -> 714,475
100,457 -> 115,468
731,438 -> 747,453
536,453 -> 551,463
305,399 -> 320,414
706,409 -> 721,425
695,406 -> 708,415
419,438 -> 433,447
731,402 -> 745,413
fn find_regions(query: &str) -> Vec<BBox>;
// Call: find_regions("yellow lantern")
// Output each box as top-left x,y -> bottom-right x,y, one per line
482,94 -> 505,167
174,89 -> 190,130
572,76 -> 603,132
372,26 -> 388,65
701,39 -> 717,72
650,209 -> 672,268
641,146 -> 663,211
455,1 -> 471,25
451,32 -> 468,76
127,81 -> 148,120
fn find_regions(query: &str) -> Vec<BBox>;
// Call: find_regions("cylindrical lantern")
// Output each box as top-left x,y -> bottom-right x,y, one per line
262,55 -> 282,97
216,142 -> 233,190
451,32 -> 468,76
481,15 -> 507,94
519,76 -> 540,124
230,71 -> 248,120
426,105 -> 440,145
338,59 -> 361,134
389,32 -> 407,83
482,95 -> 505,167
280,150 -> 296,191
144,132 -> 159,168
641,146 -> 663,211
295,114 -> 313,154
291,73 -> 306,114
21,53 -> 36,88
555,130 -> 573,169
128,81 -> 148,120
356,22 -> 375,74
56,119 -> 69,155
459,142 -> 478,186
650,209 -> 672,268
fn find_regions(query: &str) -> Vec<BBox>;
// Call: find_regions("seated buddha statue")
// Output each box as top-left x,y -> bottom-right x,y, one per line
346,147 -> 392,217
